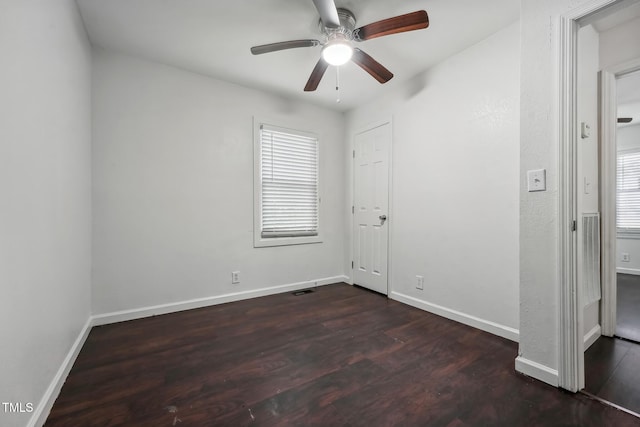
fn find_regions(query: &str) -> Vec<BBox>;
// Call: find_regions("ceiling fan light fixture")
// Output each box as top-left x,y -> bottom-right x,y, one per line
322,39 -> 353,66
250,3 -> 430,92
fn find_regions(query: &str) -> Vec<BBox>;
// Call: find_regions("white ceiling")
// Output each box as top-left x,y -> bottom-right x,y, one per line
591,0 -> 640,32
76,0 -> 520,112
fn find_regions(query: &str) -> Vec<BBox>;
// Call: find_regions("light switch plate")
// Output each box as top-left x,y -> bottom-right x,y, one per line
527,169 -> 546,192
584,177 -> 591,195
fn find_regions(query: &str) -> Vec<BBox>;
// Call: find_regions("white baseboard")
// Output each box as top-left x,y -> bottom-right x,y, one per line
389,291 -> 519,342
515,356 -> 559,387
584,324 -> 602,351
92,276 -> 349,326
27,317 -> 93,427
616,267 -> 640,276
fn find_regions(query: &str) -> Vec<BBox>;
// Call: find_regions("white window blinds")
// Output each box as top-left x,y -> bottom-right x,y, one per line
259,125 -> 319,238
617,150 -> 640,232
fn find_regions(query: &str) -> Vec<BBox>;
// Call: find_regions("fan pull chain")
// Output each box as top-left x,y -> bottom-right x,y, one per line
335,66 -> 341,103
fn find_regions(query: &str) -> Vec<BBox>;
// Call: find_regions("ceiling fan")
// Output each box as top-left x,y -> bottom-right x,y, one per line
250,0 -> 429,92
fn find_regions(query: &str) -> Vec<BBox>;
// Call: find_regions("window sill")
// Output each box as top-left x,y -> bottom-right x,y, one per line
254,235 -> 322,248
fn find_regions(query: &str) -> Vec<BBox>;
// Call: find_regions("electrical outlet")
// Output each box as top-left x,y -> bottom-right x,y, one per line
231,271 -> 240,284
622,253 -> 630,262
416,275 -> 424,290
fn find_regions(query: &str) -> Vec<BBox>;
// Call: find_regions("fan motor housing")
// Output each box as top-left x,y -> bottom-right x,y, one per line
320,8 -> 356,38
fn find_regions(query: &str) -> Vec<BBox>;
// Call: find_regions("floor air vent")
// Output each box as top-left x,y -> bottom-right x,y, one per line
292,289 -> 314,296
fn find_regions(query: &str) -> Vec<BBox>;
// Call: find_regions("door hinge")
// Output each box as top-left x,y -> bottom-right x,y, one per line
352,206 -> 354,214
351,261 -> 354,269
571,220 -> 577,232
353,150 -> 355,158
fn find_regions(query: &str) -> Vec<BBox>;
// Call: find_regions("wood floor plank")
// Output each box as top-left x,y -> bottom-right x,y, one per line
47,283 -> 640,426
584,336 -> 632,395
617,273 -> 640,343
597,344 -> 640,415
584,275 -> 640,416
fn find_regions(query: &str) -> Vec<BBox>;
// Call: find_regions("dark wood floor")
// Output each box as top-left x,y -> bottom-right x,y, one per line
584,273 -> 640,416
585,336 -> 640,415
47,283 -> 639,426
617,273 -> 640,343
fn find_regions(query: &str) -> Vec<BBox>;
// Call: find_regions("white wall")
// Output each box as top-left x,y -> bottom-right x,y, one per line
577,25 -> 601,346
0,1 -> 92,426
577,25 -> 600,217
92,49 -> 346,315
346,23 -> 520,339
617,124 -> 640,151
600,16 -> 640,70
519,0 -> 617,383
617,125 -> 640,274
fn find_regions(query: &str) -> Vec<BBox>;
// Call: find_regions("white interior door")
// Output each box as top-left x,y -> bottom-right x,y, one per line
353,122 -> 390,295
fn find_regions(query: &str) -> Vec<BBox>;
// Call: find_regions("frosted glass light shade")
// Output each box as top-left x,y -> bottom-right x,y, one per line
322,40 -> 353,66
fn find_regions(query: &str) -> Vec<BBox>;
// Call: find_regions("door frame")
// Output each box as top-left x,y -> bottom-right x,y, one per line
350,118 -> 393,295
556,0 -> 630,393
600,58 -> 640,337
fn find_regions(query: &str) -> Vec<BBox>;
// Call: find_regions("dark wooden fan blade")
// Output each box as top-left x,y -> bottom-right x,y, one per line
351,48 -> 393,84
304,58 -> 330,91
312,0 -> 340,28
251,39 -> 320,55
618,117 -> 633,123
354,10 -> 429,41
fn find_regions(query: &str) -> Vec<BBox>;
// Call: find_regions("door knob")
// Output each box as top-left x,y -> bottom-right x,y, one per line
379,215 -> 387,224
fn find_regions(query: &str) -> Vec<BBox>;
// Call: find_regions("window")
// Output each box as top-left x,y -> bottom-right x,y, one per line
254,122 -> 320,247
617,149 -> 640,238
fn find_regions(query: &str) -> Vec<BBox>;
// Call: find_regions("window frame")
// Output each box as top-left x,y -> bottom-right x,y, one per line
616,148 -> 640,239
253,118 -> 322,248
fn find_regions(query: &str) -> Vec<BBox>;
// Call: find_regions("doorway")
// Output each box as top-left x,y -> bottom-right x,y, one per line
611,71 -> 640,343
352,121 -> 391,295
579,4 -> 640,413
556,0 -> 640,393
583,66 -> 640,416
600,65 -> 640,341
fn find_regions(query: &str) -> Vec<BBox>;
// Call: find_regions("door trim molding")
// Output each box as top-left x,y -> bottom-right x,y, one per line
387,118 -> 394,296
557,0 -> 623,393
557,6 -> 581,394
600,57 -> 640,337
601,68 -> 617,337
